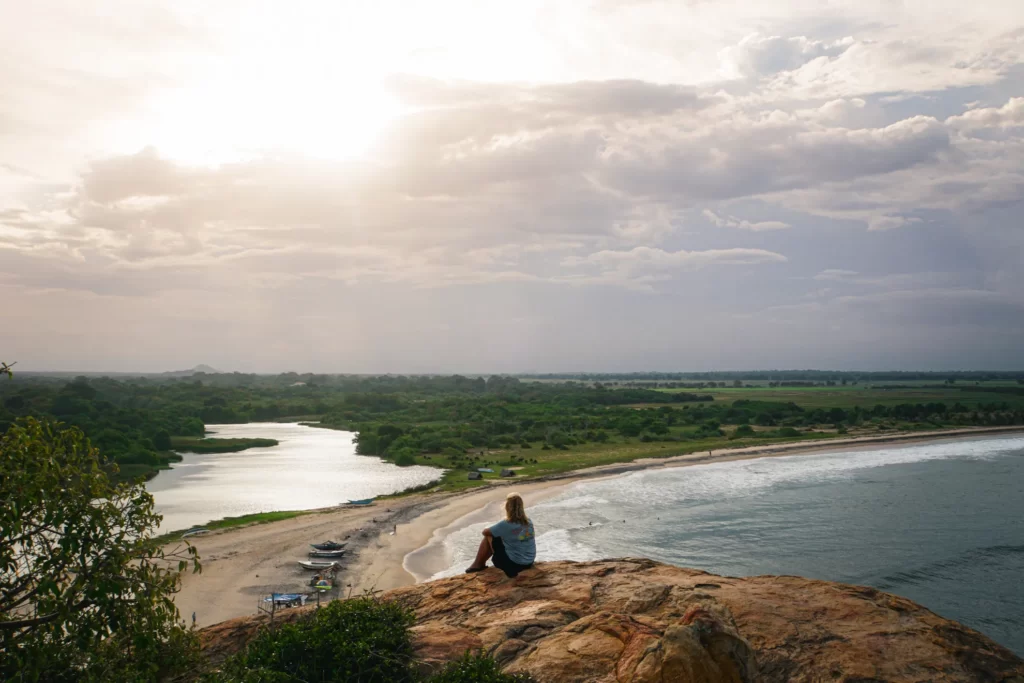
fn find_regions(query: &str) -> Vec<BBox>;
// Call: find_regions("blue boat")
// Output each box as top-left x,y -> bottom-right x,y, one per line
346,498 -> 374,506
264,593 -> 306,607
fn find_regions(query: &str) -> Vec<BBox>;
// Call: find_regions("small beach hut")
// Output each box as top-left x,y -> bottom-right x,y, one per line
501,468 -> 516,477
467,471 -> 482,480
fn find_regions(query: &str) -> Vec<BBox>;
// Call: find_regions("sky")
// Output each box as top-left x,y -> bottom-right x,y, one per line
1,0 -> 1023,373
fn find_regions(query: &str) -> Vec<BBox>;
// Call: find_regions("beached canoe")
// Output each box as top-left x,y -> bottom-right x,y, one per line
310,541 -> 347,551
308,549 -> 346,558
297,560 -> 338,571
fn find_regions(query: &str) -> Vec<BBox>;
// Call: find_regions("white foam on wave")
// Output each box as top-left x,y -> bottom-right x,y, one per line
533,494 -> 610,510
577,434 -> 1024,508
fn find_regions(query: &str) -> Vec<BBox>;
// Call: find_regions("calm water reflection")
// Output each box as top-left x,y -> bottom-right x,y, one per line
147,422 -> 441,532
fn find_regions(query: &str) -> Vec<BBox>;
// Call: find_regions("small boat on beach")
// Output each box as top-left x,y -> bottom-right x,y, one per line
264,593 -> 307,607
182,528 -> 209,538
311,541 -> 347,551
308,549 -> 346,558
298,560 -> 339,571
345,498 -> 374,506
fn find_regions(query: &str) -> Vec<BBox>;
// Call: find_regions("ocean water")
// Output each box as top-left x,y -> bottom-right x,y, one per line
430,435 -> 1024,655
147,423 -> 440,532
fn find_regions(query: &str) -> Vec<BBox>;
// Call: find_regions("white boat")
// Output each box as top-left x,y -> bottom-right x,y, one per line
298,560 -> 339,571
182,528 -> 209,538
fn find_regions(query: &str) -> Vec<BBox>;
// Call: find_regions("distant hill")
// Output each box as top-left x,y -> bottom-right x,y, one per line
161,364 -> 220,377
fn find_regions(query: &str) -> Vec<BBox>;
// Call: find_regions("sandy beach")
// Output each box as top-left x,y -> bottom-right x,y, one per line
171,425 -> 1024,627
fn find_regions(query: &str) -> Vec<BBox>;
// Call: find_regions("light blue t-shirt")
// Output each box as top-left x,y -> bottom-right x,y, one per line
489,519 -> 536,566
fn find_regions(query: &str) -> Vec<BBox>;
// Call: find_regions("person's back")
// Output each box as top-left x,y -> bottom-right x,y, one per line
488,516 -> 536,566
466,492 -> 536,577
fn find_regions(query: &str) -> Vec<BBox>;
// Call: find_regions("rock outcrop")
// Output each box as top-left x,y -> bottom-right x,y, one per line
200,559 -> 1024,682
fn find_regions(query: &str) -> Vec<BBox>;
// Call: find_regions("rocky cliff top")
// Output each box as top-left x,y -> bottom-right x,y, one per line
201,558 -> 1024,683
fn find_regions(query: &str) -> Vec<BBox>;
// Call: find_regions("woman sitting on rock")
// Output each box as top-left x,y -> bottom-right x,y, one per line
466,492 -> 536,577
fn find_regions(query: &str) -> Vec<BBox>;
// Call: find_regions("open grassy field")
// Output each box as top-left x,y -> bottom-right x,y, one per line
656,384 -> 1024,409
410,431 -> 850,492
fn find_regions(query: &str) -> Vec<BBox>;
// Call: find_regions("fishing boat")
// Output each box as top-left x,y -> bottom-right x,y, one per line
346,498 -> 374,506
308,549 -> 346,558
182,528 -> 209,538
298,560 -> 339,571
310,541 -> 347,551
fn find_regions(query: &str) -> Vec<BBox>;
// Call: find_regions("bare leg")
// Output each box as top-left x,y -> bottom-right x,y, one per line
467,536 -> 492,570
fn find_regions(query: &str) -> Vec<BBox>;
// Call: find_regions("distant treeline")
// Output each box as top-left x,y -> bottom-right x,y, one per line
519,371 -> 1024,382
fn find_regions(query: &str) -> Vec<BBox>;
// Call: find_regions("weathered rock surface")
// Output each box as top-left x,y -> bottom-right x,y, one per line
201,558 -> 1024,682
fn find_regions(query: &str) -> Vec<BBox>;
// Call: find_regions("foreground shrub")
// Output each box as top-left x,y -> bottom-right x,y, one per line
211,599 -> 526,683
213,598 -> 416,682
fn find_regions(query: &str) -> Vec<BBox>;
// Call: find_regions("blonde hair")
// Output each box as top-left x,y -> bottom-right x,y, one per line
504,492 -> 530,526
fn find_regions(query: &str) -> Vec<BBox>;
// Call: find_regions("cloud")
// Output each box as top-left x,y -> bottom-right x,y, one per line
867,215 -> 923,231
946,97 -> 1024,137
703,209 -> 791,231
814,269 -> 859,281
561,246 -> 787,290
719,33 -> 854,79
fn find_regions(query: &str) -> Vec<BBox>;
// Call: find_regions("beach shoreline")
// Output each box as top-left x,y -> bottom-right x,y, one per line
170,425 -> 1024,627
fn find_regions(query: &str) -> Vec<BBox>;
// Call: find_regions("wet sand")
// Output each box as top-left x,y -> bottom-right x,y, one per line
172,426 -> 1024,626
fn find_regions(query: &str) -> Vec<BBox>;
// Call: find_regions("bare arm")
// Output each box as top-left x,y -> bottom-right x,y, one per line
482,527 -> 493,537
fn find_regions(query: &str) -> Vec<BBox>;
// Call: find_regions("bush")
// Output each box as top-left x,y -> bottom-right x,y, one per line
213,598 -> 417,682
394,449 -> 417,467
777,427 -> 801,437
732,424 -> 755,439
427,650 -> 531,682
211,600 -> 522,683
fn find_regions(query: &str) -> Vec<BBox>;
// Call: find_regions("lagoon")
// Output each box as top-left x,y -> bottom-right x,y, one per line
147,422 -> 440,532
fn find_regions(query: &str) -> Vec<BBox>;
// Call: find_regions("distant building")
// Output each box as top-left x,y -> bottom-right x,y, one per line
468,471 -> 482,480
501,469 -> 516,477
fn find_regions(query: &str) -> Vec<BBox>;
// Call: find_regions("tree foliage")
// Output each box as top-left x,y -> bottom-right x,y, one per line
0,418 -> 200,681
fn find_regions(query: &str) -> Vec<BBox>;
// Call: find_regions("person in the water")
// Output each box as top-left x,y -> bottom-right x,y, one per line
465,492 -> 536,577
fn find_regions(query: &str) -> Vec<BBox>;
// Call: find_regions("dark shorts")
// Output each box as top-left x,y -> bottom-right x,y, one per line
491,537 -> 532,578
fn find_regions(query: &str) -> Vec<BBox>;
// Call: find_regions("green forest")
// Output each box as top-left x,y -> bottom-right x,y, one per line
3,370 -> 1024,485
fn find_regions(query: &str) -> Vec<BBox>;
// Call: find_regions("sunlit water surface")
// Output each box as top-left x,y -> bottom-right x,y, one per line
147,423 -> 440,532
432,435 -> 1024,655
